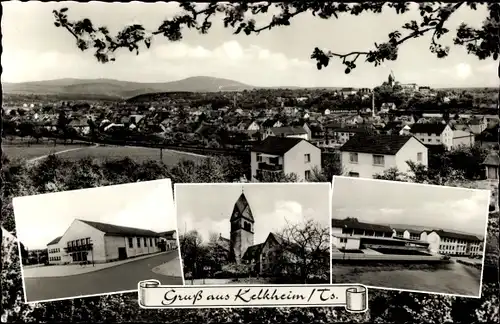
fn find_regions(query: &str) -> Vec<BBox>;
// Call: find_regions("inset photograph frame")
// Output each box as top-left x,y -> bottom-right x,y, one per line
330,176 -> 491,298
175,182 -> 332,285
13,179 -> 183,303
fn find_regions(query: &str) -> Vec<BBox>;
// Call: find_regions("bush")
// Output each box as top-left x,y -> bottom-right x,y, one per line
213,263 -> 252,279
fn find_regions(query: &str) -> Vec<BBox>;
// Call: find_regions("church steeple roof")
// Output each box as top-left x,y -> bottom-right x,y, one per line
230,191 -> 254,222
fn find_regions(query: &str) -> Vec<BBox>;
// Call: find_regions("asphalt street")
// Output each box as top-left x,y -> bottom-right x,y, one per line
24,250 -> 182,302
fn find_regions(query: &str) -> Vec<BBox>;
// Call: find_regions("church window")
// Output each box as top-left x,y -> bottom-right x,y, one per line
243,221 -> 251,231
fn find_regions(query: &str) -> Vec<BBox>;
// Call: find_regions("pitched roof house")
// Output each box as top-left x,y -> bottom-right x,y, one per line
251,137 -> 321,182
409,122 -> 453,149
340,134 -> 428,179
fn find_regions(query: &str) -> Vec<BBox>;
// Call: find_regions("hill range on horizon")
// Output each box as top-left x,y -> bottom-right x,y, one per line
3,76 -> 495,102
2,76 -> 329,101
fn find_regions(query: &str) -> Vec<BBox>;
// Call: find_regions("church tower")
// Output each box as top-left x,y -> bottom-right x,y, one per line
229,189 -> 255,264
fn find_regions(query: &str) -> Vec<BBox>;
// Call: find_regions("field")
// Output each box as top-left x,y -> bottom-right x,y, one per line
2,144 -> 89,161
2,143 -> 206,166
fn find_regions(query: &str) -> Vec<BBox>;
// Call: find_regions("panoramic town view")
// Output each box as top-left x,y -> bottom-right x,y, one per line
2,1 -> 499,323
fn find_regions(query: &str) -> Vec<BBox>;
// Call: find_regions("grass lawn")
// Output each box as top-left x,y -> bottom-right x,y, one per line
2,144 -> 88,161
56,145 -> 206,167
2,143 -> 207,167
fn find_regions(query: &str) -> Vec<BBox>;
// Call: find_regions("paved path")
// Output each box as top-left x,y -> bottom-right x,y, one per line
24,250 -> 183,302
151,254 -> 182,277
27,144 -> 99,163
23,250 -> 178,278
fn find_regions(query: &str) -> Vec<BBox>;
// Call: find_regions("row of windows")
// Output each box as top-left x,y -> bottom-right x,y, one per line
49,248 -> 60,253
128,237 -> 158,249
442,237 -> 475,244
339,238 -> 348,243
349,152 -> 423,165
49,256 -> 61,261
420,138 -> 441,143
68,237 -> 91,247
256,154 -> 311,164
341,229 -> 391,237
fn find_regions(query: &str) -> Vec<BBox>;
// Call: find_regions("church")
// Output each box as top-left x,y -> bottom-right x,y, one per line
214,190 -> 302,276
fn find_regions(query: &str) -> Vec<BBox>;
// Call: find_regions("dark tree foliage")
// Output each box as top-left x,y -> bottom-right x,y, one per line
53,2 -> 499,75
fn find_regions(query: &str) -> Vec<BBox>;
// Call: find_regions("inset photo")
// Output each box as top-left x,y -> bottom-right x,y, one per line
331,176 -> 490,298
175,183 -> 331,285
13,179 -> 182,303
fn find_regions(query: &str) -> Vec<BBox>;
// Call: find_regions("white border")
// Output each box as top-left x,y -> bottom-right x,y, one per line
173,183 -> 186,286
330,175 -> 492,299
173,182 -> 332,287
12,178 -> 183,304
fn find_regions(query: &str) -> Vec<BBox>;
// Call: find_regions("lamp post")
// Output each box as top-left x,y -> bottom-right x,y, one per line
90,240 -> 94,267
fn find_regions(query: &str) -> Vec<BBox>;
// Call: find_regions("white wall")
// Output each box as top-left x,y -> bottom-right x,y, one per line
104,236 -> 127,261
47,244 -> 63,265
395,136 -> 428,173
453,130 -> 475,148
341,151 -> 397,179
59,220 -> 106,263
283,140 -> 321,181
425,232 -> 440,254
412,125 -> 453,149
123,236 -> 161,259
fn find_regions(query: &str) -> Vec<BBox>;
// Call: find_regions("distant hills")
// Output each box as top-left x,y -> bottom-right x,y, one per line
1,76 -> 288,101
1,76 -> 345,101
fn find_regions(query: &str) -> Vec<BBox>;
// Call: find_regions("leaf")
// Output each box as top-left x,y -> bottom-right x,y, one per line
345,68 -> 351,74
54,22 -> 61,27
60,8 -> 68,13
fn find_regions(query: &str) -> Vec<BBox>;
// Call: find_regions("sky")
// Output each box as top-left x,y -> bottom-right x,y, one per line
13,179 -> 176,250
1,1 -> 497,88
175,183 -> 330,244
331,176 -> 491,237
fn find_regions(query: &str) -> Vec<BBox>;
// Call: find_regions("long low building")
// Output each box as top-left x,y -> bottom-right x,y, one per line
332,218 -> 483,257
47,219 -> 167,265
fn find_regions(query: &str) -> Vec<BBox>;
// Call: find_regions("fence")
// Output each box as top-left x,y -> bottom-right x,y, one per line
332,252 -> 445,263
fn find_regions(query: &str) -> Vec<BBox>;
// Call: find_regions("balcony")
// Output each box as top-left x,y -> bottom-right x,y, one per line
64,243 -> 93,253
258,162 -> 283,172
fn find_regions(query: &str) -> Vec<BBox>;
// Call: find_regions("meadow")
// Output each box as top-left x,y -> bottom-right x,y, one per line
2,142 -> 206,166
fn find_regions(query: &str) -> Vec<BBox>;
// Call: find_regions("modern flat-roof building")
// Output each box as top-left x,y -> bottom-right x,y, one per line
46,219 -> 164,265
421,230 -> 483,256
332,219 -> 429,255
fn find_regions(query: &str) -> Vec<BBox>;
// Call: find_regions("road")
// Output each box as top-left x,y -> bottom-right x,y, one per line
24,251 -> 182,302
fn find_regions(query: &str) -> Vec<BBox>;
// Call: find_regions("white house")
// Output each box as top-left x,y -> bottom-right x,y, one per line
159,230 -> 178,250
47,236 -> 63,265
410,122 -> 454,150
452,129 -> 475,148
47,219 -> 162,264
262,126 -> 309,141
468,117 -> 488,135
421,230 -> 483,256
247,121 -> 261,131
251,137 -> 321,182
340,134 -> 428,179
